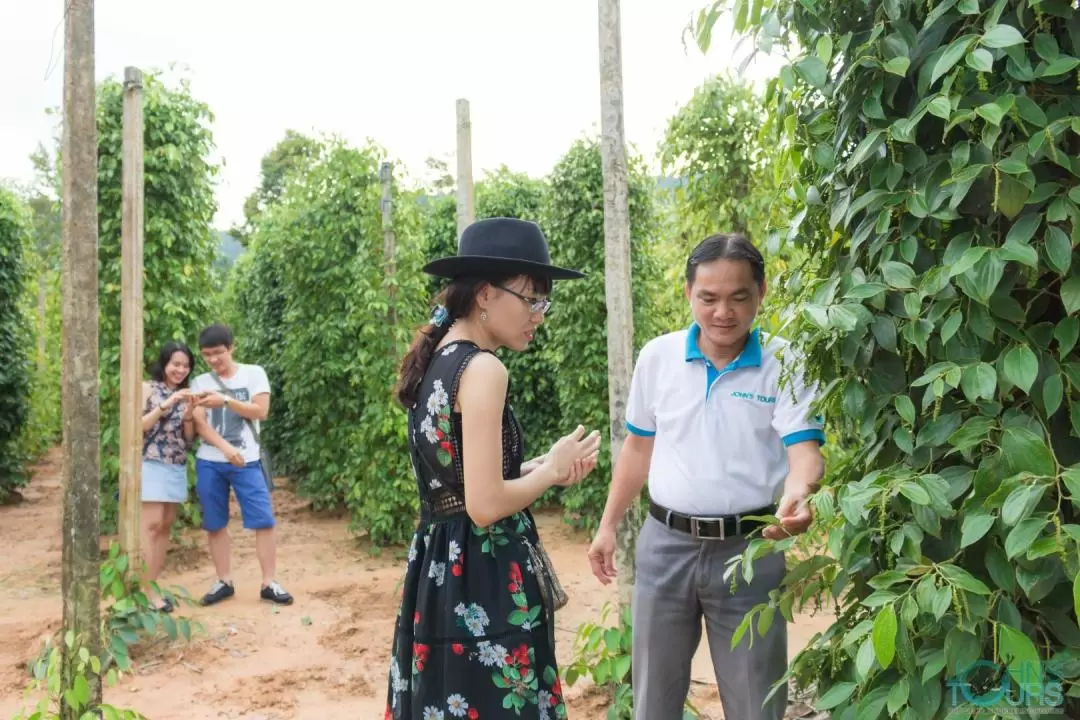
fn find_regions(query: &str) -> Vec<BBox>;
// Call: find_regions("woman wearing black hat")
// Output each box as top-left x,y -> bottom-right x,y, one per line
385,217 -> 601,719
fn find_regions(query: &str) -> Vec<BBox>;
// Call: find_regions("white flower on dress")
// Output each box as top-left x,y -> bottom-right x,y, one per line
448,540 -> 461,563
446,694 -> 469,717
407,537 -> 418,564
420,415 -> 438,444
476,641 -> 506,667
455,602 -> 490,637
390,660 -> 409,695
440,344 -> 459,356
428,561 -> 446,587
521,618 -> 534,631
423,708 -> 444,720
537,691 -> 553,720
426,380 -> 449,415
429,477 -> 443,489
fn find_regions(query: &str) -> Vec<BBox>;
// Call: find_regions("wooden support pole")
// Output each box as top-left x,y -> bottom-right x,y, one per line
455,99 -> 474,243
61,0 -> 102,713
598,0 -> 639,608
37,281 -> 47,374
380,161 -> 397,328
118,66 -> 145,565
380,161 -> 396,277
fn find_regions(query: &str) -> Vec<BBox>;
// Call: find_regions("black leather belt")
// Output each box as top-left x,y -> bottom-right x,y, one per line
649,499 -> 776,540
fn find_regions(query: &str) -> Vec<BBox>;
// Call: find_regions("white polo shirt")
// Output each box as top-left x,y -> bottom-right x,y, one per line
625,324 -> 825,517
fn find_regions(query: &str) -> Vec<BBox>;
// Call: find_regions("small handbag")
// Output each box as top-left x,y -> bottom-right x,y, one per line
522,534 -> 569,612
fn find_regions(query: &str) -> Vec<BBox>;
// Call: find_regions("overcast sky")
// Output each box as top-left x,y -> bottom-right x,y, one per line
1,0 -> 782,229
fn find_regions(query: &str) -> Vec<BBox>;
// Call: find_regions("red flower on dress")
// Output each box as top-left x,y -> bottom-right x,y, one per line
452,643 -> 464,655
467,709 -> 479,719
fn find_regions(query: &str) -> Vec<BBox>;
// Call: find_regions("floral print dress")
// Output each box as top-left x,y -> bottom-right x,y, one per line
385,340 -> 568,720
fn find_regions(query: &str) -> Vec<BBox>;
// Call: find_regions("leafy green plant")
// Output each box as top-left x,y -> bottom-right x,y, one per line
659,72 -> 791,247
564,601 -> 634,719
10,631 -> 146,720
0,188 -> 33,503
14,143 -> 64,468
541,137 -> 666,530
228,137 -> 429,544
95,70 -> 221,531
98,541 -> 197,672
656,72 -> 806,334
563,601 -> 702,720
690,1 -> 1080,717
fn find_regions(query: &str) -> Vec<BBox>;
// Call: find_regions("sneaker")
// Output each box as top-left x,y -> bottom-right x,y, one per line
201,579 -> 235,606
260,580 -> 294,605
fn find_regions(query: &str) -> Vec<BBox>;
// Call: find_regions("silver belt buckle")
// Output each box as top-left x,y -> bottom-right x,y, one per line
691,516 -> 725,541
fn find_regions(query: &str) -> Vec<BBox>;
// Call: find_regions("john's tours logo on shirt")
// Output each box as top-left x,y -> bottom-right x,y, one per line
210,387 -> 250,450
947,659 -> 1064,714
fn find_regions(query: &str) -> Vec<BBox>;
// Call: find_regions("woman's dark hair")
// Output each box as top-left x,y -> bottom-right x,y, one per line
150,341 -> 196,388
395,272 -> 553,408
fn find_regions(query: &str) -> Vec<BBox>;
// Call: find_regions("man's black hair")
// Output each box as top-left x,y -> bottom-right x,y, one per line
198,323 -> 234,349
685,233 -> 765,287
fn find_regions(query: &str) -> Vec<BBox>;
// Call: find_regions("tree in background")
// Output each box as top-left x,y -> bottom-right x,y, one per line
96,71 -> 221,530
542,137 -> 666,531
660,72 -> 787,243
230,129 -> 321,245
228,137 -> 429,544
12,142 -> 65,466
0,188 -> 33,504
658,72 -> 802,332
690,1 -> 1080,716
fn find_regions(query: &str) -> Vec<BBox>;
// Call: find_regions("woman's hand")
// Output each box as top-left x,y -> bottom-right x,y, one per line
520,454 -> 546,476
162,388 -> 194,410
551,451 -> 599,488
196,391 -> 230,409
543,425 -> 601,481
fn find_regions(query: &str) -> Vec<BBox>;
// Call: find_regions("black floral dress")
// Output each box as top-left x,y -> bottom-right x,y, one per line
385,340 -> 568,720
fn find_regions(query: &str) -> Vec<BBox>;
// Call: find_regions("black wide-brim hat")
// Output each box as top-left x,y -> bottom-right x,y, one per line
422,217 -> 585,280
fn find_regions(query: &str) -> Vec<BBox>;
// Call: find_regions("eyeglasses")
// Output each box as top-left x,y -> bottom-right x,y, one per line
495,284 -> 551,314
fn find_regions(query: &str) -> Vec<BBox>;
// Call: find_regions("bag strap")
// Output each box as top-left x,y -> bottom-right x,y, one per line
209,372 -> 262,446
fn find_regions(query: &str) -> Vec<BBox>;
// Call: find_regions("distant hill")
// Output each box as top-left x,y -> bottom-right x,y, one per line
215,230 -> 244,272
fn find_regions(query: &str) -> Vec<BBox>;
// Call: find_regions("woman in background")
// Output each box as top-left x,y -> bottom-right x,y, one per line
140,340 -> 198,613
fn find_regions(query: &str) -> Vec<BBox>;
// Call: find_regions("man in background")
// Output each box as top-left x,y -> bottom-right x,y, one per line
191,323 -> 293,607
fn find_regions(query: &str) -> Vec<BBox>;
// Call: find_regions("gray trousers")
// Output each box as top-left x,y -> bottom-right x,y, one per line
632,514 -> 787,720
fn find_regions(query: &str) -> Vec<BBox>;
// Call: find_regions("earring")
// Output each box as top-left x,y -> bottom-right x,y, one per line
480,311 -> 488,322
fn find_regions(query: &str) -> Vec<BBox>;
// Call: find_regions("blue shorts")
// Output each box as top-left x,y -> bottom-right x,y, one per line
195,459 -> 275,532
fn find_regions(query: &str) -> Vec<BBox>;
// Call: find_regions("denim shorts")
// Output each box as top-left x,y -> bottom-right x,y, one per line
141,459 -> 188,504
195,458 -> 275,531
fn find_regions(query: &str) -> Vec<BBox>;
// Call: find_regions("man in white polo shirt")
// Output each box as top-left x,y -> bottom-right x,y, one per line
588,232 -> 825,720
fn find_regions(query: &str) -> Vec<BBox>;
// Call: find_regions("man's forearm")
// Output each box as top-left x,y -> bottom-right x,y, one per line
225,398 -> 267,422
599,442 -> 651,532
783,447 -> 825,499
194,413 -> 234,453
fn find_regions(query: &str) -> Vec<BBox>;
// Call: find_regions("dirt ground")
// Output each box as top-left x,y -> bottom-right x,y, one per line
0,451 -> 835,719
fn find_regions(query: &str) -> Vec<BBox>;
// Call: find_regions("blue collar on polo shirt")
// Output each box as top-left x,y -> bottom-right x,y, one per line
684,323 -> 762,400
